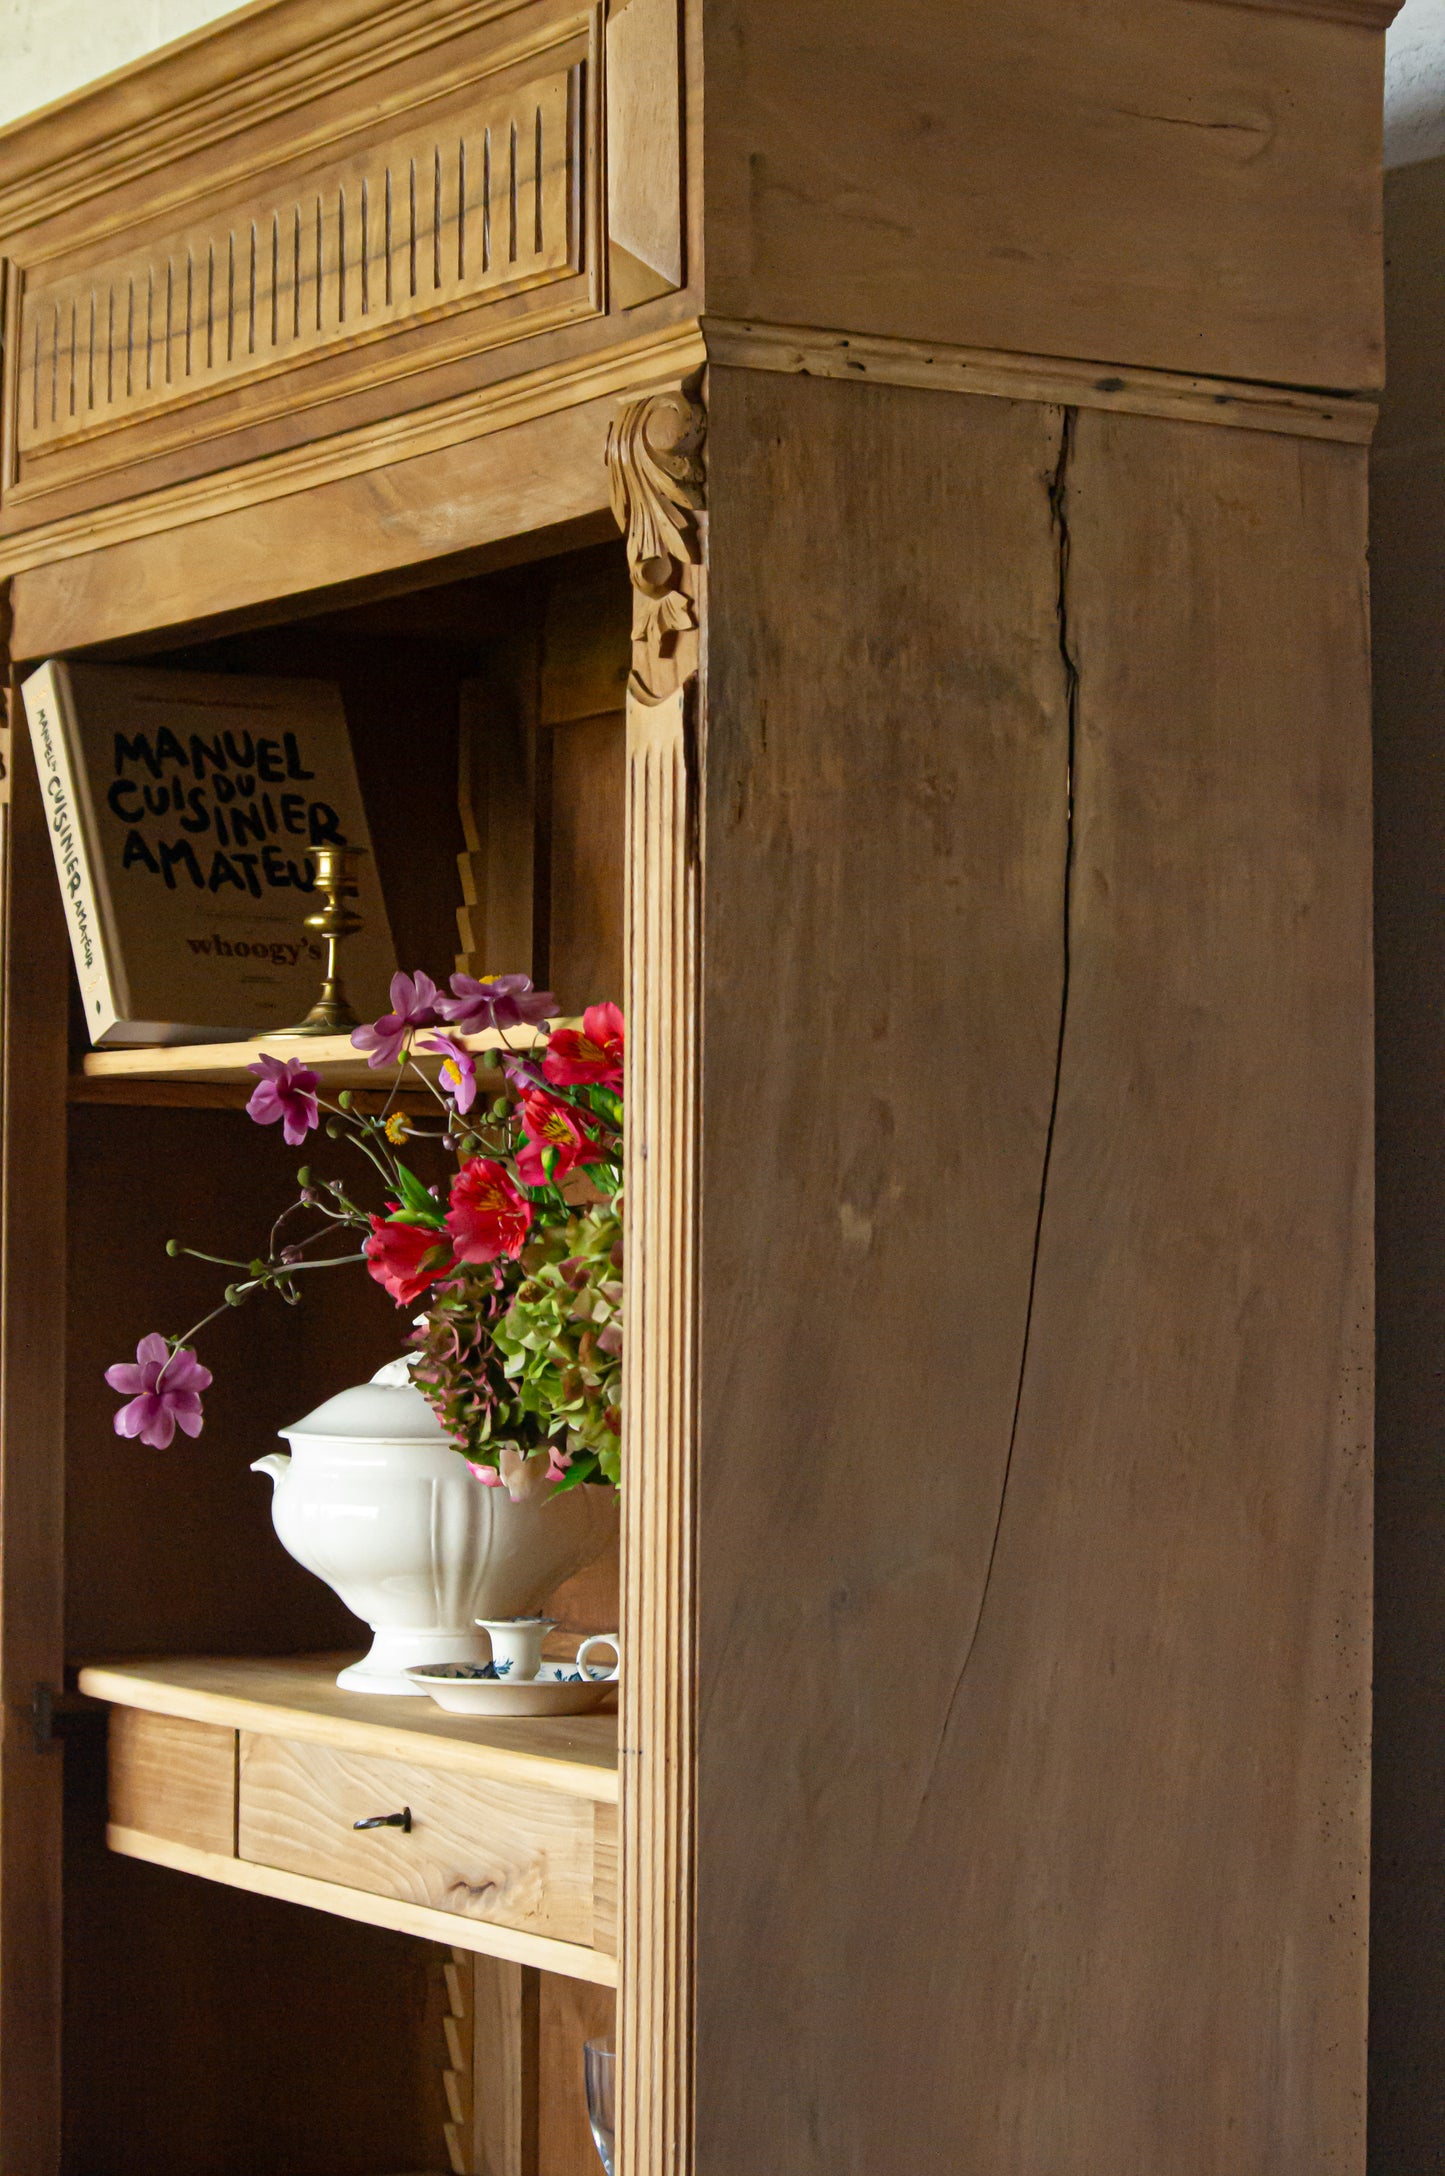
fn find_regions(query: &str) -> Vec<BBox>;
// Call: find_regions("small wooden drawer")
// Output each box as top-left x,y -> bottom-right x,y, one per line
238,1732 -> 611,1948
109,1708 -> 237,1856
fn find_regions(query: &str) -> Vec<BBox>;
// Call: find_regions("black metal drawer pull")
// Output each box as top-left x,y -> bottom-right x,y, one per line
353,1807 -> 412,1832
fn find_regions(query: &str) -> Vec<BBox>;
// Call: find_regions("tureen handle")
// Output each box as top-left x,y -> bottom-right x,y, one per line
250,1452 -> 291,1489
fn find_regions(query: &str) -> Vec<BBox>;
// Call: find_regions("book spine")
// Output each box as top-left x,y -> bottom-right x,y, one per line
21,661 -> 123,1042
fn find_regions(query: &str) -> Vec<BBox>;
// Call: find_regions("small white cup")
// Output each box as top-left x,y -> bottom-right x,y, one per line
576,1632 -> 622,1683
477,1616 -> 555,1682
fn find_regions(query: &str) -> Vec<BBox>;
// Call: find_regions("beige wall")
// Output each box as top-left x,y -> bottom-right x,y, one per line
0,0 -> 238,132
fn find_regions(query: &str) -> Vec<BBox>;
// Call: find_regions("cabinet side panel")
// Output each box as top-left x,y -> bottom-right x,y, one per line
694,374 -> 1372,2172
695,368 -> 1070,2172
1368,150 -> 1445,2176
0,630 -> 67,2174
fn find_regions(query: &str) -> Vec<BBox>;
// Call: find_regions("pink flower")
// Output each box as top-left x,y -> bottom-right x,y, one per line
445,1158 -> 533,1263
468,1460 -> 505,1487
421,1032 -> 478,1115
246,1054 -> 320,1147
364,1216 -> 455,1305
351,971 -> 443,1068
515,1088 -> 607,1187
545,1442 -> 575,1485
105,1333 -> 212,1448
440,973 -> 557,1037
544,1003 -> 624,1092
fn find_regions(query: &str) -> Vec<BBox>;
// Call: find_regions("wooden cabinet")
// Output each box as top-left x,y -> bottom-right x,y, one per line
0,0 -> 1396,2171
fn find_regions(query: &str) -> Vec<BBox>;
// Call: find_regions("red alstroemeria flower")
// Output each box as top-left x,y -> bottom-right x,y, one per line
365,1215 -> 455,1304
445,1158 -> 533,1263
543,1002 -> 624,1092
515,1089 -> 608,1187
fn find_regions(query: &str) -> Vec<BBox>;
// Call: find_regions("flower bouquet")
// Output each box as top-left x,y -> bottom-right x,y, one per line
106,972 -> 625,1501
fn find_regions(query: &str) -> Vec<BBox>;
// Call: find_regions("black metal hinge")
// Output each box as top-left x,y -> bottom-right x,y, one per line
31,1682 -> 103,1754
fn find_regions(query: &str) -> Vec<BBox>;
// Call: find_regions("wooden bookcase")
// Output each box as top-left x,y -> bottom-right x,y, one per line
0,0 -> 1397,2170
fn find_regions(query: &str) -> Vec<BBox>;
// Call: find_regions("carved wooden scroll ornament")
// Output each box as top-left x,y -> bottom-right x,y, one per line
605,384 -> 705,704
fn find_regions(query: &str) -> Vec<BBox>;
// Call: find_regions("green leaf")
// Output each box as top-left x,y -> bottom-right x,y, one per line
392,1161 -> 447,1228
550,1451 -> 601,1495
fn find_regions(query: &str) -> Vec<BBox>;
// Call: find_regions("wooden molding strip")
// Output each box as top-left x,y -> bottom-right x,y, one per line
107,1824 -> 619,1985
0,0 -> 555,237
1206,0 -> 1401,25
0,320 -> 707,582
702,319 -> 1377,445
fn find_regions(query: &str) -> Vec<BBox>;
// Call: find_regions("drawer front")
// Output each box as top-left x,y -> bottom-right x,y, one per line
0,0 -> 682,538
238,1732 -> 603,1945
109,1707 -> 237,1856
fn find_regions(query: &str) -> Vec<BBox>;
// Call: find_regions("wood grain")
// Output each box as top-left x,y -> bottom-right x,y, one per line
78,1023 -> 545,1088
701,318 -> 1379,445
3,331 -> 706,641
108,1709 -> 236,1857
469,1954 -> 539,2176
590,1801 -> 617,1959
700,0 -> 1386,390
79,1653 -> 618,1799
238,1732 -> 598,1943
106,1823 -> 617,1985
887,408 -> 1373,2173
0,0 -> 618,534
606,0 -> 684,307
546,714 -> 626,1013
12,35 -> 590,484
691,365 -> 1069,2176
538,1973 -> 614,2176
691,365 -> 1372,2172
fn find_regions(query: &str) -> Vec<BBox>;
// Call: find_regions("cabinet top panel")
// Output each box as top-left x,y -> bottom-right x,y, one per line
0,0 -> 690,563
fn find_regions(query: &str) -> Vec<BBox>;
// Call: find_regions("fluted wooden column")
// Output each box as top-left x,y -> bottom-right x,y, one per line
608,386 -> 704,2176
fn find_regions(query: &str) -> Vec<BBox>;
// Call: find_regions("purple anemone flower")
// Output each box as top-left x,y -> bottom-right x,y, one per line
351,971 -> 443,1068
439,973 -> 556,1037
422,1032 -> 479,1115
246,1054 -> 321,1146
105,1333 -> 212,1448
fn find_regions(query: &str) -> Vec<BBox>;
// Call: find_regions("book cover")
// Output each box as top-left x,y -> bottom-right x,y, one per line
22,660 -> 397,1046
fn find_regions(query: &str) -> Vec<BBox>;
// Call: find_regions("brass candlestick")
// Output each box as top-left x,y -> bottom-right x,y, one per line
275,843 -> 366,1037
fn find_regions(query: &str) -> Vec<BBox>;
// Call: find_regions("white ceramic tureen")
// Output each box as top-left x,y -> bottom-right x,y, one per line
253,1357 -> 618,1694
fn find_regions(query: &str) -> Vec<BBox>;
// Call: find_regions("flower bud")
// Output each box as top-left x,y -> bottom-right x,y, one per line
165,1239 -> 180,1257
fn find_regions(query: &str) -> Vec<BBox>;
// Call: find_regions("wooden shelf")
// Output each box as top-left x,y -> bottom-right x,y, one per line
69,1022 -> 565,1107
77,1652 -> 618,1800
78,1654 -> 619,1987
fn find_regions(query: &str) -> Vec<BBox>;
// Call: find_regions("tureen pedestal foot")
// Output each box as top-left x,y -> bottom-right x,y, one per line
337,1625 -> 487,1696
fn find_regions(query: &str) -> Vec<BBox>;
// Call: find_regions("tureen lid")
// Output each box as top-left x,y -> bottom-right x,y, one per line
279,1355 -> 447,1444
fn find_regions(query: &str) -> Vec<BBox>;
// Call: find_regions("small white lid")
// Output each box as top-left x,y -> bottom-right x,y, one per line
279,1355 -> 446,1445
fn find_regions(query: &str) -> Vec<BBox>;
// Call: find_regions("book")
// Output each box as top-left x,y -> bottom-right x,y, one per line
21,660 -> 398,1046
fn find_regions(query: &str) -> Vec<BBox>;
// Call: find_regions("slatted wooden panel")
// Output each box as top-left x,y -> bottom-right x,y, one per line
18,65 -> 580,462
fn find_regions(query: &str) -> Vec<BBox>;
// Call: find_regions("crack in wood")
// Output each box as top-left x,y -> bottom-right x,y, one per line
915,405 -> 1079,1809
